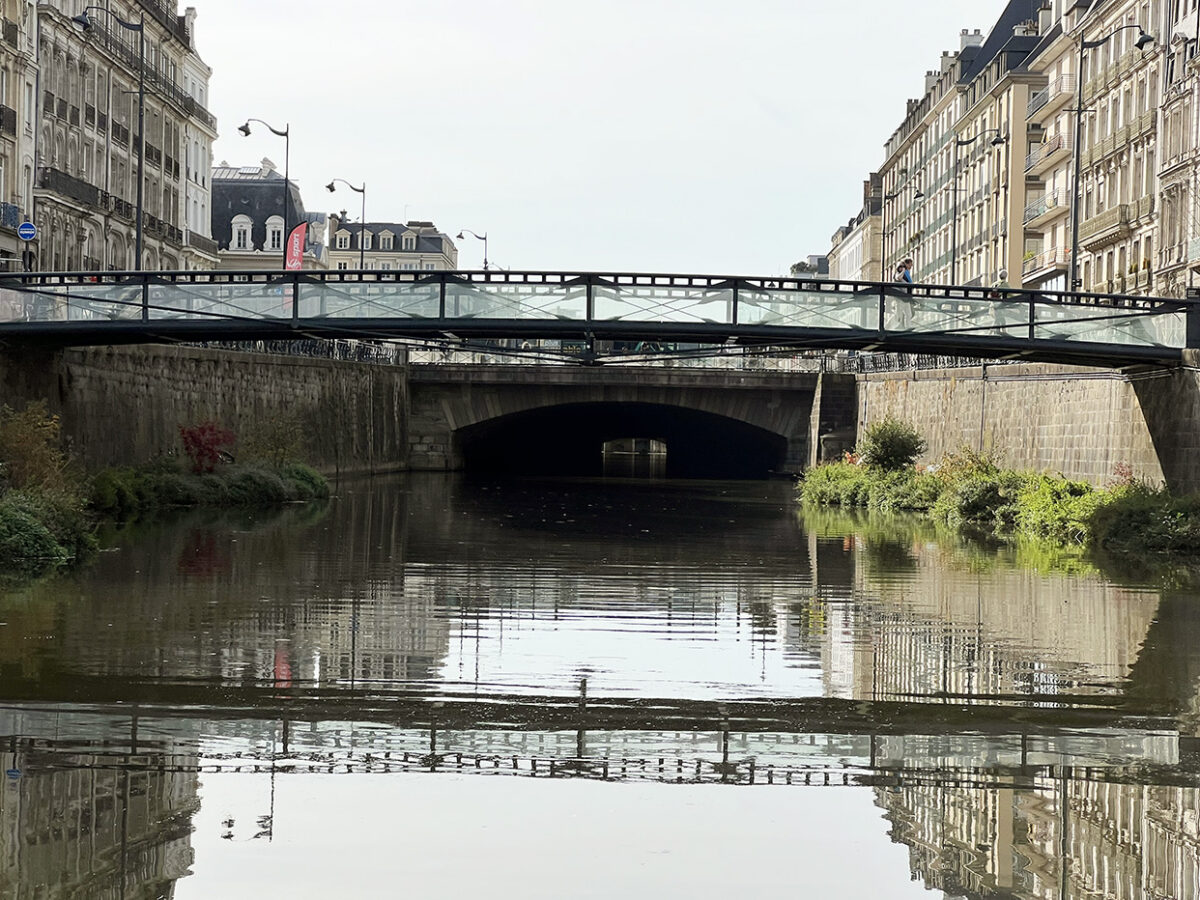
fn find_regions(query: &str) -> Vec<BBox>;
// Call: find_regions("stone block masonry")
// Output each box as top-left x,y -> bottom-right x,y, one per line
857,361 -> 1200,494
0,345 -> 409,476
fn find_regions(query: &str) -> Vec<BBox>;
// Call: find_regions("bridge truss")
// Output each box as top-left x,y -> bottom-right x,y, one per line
0,269 -> 1194,367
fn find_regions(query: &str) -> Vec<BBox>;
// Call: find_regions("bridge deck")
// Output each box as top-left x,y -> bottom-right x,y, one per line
0,269 -> 1193,366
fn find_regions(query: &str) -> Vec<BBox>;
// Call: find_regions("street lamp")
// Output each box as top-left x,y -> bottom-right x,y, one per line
73,8 -> 145,271
881,184 -> 924,280
1068,24 -> 1153,291
239,119 -> 290,267
326,179 -> 366,269
951,129 -> 1006,284
456,229 -> 488,270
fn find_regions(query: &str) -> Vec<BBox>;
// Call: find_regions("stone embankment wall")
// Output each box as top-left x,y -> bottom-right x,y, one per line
0,345 -> 408,476
857,357 -> 1200,494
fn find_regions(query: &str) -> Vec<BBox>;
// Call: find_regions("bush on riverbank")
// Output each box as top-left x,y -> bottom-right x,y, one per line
0,402 -> 95,576
89,460 -> 330,516
799,421 -> 1200,556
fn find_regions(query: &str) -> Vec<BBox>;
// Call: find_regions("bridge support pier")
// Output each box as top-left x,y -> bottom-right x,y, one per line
807,373 -> 857,469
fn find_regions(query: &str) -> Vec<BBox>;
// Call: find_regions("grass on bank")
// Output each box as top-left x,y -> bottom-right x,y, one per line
800,417 -> 1200,555
0,403 -> 329,579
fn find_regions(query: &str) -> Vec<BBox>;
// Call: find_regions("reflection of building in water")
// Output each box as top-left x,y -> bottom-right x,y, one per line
802,529 -> 1161,704
0,742 -> 198,898
880,778 -> 1200,899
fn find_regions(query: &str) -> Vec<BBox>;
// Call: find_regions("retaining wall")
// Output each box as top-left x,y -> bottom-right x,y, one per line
0,345 -> 409,476
858,358 -> 1200,493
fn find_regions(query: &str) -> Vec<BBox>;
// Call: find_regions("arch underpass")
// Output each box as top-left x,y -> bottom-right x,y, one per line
457,402 -> 789,478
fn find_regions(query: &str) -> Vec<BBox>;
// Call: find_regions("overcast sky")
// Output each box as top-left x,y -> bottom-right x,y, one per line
197,0 -> 999,275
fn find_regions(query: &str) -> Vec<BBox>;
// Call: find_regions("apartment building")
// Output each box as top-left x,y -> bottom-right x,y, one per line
34,0 -> 218,271
0,2 -> 37,271
827,175 -> 882,281
327,215 -> 458,271
211,161 -> 327,270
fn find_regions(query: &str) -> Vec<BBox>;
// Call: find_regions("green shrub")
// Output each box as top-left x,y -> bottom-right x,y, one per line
241,413 -> 307,467
90,468 -> 139,516
1014,475 -> 1103,543
281,463 -> 330,500
0,500 -> 67,573
0,400 -> 72,490
858,418 -> 927,471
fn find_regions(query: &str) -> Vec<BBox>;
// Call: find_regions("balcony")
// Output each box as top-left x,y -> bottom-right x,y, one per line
1025,133 -> 1072,176
1135,195 -> 1155,220
1023,190 -> 1069,227
0,105 -> 15,138
186,231 -> 219,256
1079,204 -> 1131,250
1027,74 -> 1076,124
38,167 -> 101,208
1022,246 -> 1069,278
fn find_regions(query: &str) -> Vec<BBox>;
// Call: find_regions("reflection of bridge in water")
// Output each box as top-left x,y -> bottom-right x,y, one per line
0,269 -> 1194,366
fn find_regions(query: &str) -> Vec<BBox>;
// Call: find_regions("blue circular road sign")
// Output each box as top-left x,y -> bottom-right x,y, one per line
17,222 -> 36,242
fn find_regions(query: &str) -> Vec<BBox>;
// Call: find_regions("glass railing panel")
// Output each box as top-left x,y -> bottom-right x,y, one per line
0,279 -> 149,322
145,280 -> 293,320
1033,300 -> 1186,348
885,292 -> 1029,337
298,279 -> 441,319
592,282 -> 733,324
444,281 -> 587,321
738,287 -> 878,330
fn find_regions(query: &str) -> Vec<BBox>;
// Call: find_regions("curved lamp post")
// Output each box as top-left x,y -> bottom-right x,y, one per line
326,179 -> 366,269
882,184 -> 924,280
951,128 -> 1006,285
239,119 -> 290,266
1068,24 -> 1153,290
456,229 -> 488,270
73,7 -> 145,271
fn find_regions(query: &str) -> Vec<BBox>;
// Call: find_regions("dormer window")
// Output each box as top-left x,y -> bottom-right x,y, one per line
402,234 -> 416,251
232,214 -> 251,250
267,215 -> 284,251
381,234 -> 393,250
336,231 -> 350,250
361,231 -> 372,251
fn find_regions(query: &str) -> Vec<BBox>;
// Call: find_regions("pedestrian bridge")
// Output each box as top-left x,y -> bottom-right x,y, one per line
0,269 -> 1194,366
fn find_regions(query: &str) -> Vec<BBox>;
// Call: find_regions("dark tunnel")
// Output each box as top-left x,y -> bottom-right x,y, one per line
456,402 -> 789,479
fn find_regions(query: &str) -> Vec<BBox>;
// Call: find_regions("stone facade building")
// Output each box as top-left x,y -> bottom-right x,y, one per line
0,1 -> 38,271
827,175 -> 882,281
34,1 -> 218,272
326,216 -> 458,271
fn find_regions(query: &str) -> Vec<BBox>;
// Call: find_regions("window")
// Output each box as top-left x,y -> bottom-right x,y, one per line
381,234 -> 393,250
267,215 -> 284,251
337,261 -> 349,270
232,214 -> 252,250
425,263 -> 436,270
336,232 -> 349,250
402,235 -> 416,251
380,262 -> 392,270
360,231 -> 372,251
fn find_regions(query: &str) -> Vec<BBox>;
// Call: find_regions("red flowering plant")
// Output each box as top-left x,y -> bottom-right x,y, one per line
179,422 -> 235,474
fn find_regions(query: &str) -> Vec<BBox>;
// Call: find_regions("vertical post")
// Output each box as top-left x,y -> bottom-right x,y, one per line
730,279 -> 739,326
291,270 -> 300,325
135,15 -> 145,273
358,187 -> 366,271
439,275 -> 446,318
282,131 -> 290,269
1069,34 -> 1087,291
586,277 -> 594,322
951,144 -> 961,285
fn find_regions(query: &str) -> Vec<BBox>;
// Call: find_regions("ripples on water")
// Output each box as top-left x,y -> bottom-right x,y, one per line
1,475 -> 1199,898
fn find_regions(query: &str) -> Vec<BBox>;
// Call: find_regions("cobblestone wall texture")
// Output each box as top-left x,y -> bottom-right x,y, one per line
0,345 -> 409,475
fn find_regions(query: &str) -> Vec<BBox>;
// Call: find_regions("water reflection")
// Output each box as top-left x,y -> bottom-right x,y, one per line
1,476 -> 1199,897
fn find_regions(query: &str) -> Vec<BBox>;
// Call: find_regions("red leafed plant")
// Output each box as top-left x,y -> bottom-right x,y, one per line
179,422 -> 235,474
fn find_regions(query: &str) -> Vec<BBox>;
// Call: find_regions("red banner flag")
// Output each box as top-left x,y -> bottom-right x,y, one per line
285,222 -> 307,271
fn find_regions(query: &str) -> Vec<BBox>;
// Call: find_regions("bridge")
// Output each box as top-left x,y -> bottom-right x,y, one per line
0,269 -> 1194,367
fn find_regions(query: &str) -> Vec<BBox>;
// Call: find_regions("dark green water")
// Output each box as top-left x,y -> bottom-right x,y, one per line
1,474 -> 1198,899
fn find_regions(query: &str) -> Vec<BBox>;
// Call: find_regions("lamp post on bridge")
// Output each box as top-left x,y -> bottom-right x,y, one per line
326,179 -> 366,270
951,129 -> 1006,285
1068,23 -> 1153,291
72,8 -> 145,271
456,229 -> 488,270
238,119 -> 291,268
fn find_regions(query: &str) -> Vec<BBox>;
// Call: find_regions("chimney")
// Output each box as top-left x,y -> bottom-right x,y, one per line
260,157 -> 277,174
1014,20 -> 1038,37
184,7 -> 198,44
961,28 -> 984,50
1038,4 -> 1053,35
940,50 -> 958,74
924,69 -> 939,92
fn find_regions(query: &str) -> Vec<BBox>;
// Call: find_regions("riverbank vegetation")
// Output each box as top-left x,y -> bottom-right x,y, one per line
800,417 -> 1200,556
0,402 -> 329,579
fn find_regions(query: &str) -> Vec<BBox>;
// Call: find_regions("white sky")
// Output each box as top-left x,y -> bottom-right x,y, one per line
197,0 -> 1000,275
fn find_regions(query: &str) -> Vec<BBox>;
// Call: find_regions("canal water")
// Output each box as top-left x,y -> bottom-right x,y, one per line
1,474 -> 1198,898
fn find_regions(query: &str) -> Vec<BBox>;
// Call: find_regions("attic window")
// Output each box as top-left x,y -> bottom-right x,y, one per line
381,234 -> 393,250
336,233 -> 349,250
402,235 -> 416,251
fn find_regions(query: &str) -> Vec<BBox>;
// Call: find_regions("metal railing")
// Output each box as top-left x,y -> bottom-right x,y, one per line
0,269 -> 1191,366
